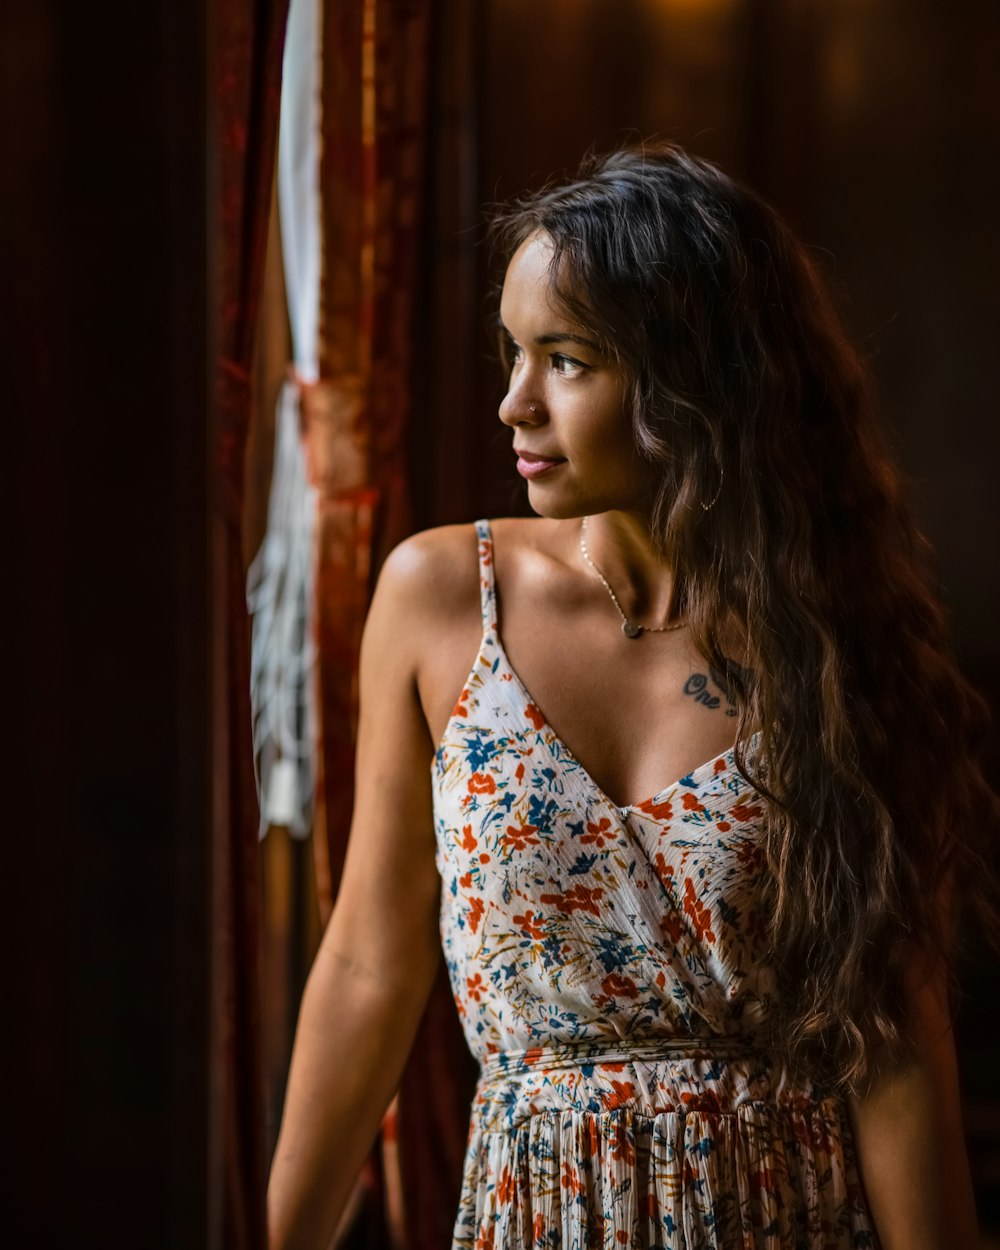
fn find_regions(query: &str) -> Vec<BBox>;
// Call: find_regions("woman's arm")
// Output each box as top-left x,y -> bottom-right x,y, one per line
847,957 -> 979,1250
267,539 -> 446,1250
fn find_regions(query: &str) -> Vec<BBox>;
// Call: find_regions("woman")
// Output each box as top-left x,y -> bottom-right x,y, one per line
267,144 -> 996,1249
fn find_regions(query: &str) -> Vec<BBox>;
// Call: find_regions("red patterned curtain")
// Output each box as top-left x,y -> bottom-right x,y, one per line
309,0 -> 428,909
210,1 -> 290,1245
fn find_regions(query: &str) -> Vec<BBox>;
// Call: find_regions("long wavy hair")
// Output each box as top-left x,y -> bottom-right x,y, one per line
489,143 -> 999,1092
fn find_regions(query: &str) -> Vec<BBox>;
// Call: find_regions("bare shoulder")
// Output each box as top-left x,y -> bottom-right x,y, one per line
365,523 -> 483,679
376,522 -> 481,619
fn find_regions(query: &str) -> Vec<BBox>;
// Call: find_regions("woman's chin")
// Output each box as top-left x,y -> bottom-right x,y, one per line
520,480 -> 577,519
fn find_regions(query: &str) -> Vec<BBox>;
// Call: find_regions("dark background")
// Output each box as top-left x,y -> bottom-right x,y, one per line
407,3 -> 1000,1229
5,0 -> 999,1244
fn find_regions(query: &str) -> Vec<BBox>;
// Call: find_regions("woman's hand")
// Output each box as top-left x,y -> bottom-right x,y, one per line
847,955 -> 979,1250
266,537 -> 447,1250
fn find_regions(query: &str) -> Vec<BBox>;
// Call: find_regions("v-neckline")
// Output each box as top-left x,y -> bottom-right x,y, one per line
483,629 -> 753,816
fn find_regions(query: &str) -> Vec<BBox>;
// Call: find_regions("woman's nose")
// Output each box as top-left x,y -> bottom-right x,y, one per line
498,378 -> 545,428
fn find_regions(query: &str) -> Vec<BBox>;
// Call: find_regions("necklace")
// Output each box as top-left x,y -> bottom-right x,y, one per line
578,515 -> 686,640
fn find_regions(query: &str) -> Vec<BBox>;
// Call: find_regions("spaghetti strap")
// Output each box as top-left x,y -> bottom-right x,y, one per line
473,518 -> 498,636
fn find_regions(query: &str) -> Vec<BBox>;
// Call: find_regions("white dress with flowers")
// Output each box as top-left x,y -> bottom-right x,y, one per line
431,519 -> 878,1250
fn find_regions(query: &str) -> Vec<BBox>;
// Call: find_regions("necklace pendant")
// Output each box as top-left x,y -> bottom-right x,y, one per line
622,619 -> 643,639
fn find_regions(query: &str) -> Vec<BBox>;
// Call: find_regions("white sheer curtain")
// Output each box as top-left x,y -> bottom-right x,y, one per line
246,0 -> 322,838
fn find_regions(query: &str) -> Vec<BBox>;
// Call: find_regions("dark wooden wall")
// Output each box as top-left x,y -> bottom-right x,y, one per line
4,1 -> 212,1244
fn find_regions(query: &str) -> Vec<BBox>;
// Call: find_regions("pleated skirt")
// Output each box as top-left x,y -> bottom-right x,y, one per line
451,1042 -> 878,1250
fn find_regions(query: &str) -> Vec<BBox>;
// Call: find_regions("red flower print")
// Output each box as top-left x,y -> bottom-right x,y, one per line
476,1227 -> 495,1250
533,1213 -> 546,1240
637,795 -> 673,820
682,877 -> 716,943
452,687 -> 470,717
468,771 -> 497,795
496,1166 -> 517,1205
655,969 -> 666,988
479,852 -> 491,864
502,822 -> 540,852
602,1079 -> 637,1110
539,883 -> 605,916
524,1047 -> 544,1065
714,757 -> 727,773
652,852 -> 674,889
581,817 -> 616,848
616,1232 -> 629,1246
459,824 -> 477,852
459,872 -> 473,889
660,911 -> 685,944
515,761 -> 525,783
561,1163 -> 583,1197
600,972 -> 639,1000
479,539 -> 492,566
467,896 -> 485,934
682,792 -> 704,812
610,1120 -> 635,1165
525,702 -> 546,730
512,909 -> 546,939
736,840 -> 765,871
466,972 -> 485,1002
731,800 -> 764,822
717,820 -> 731,832
680,1089 -> 721,1114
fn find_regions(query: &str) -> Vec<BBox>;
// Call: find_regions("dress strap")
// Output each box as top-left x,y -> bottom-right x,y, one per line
473,518 -> 498,635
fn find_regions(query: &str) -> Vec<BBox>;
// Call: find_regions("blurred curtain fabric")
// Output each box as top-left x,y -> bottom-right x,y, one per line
310,0 -> 428,910
245,0 -> 478,1242
210,0 -> 289,1245
308,3 -> 479,1246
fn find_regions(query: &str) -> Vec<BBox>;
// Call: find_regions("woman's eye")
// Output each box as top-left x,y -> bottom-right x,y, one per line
552,354 -> 587,376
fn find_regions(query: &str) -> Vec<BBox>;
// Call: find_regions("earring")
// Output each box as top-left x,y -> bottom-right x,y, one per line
701,460 -> 724,511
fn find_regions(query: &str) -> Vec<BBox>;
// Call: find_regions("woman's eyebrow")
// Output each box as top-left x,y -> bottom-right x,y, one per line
496,318 -> 600,354
534,332 -> 601,352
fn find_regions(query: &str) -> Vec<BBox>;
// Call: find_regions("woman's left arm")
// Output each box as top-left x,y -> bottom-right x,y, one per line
847,958 -> 979,1250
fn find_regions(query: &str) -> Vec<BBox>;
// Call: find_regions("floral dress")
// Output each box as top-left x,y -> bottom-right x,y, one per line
431,519 -> 878,1250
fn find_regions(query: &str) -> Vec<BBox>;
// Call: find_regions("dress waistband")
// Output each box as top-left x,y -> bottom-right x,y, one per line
478,1037 -> 763,1085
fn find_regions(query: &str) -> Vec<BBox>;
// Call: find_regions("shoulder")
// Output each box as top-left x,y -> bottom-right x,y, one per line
377,516 -> 555,595
367,523 -> 485,658
377,521 -> 481,609
369,517 -> 564,650
358,524 -> 483,693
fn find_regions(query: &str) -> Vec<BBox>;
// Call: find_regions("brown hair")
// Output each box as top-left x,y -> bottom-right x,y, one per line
489,142 -> 999,1091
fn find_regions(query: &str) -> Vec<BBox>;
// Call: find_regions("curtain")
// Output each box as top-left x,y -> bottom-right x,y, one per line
246,0 -> 479,1242
310,4 -> 490,1246
210,0 -> 290,1245
309,5 -> 430,1243
310,0 -> 429,910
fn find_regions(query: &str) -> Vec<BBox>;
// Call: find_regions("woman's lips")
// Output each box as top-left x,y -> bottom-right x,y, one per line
515,451 -> 567,479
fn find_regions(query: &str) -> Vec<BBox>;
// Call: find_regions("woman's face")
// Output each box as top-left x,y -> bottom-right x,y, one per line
498,231 -> 654,519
